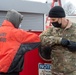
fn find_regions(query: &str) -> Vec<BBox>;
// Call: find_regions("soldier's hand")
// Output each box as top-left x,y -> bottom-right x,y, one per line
49,36 -> 62,45
54,37 -> 62,44
40,36 -> 62,47
61,38 -> 69,46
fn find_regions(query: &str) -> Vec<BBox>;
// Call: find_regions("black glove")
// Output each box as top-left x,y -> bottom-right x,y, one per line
61,38 -> 76,52
61,38 -> 69,47
38,45 -> 52,61
67,41 -> 76,52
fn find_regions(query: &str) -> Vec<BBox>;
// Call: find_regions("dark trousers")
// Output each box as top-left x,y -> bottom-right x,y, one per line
0,72 -> 19,75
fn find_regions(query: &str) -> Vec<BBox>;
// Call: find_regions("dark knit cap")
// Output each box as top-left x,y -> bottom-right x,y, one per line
48,6 -> 66,18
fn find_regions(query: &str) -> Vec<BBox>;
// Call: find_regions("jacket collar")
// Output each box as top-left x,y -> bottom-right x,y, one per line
64,19 -> 72,30
2,20 -> 15,28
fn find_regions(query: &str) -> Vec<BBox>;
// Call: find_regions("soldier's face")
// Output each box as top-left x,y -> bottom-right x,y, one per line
50,18 -> 62,28
50,18 -> 58,23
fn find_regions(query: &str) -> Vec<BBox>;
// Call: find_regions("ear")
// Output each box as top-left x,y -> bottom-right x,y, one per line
61,18 -> 65,24
58,18 -> 62,24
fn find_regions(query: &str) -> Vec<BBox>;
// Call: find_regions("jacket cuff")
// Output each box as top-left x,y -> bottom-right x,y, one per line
61,38 -> 69,46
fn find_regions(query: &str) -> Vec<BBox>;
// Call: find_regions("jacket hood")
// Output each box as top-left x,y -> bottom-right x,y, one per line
5,9 -> 23,28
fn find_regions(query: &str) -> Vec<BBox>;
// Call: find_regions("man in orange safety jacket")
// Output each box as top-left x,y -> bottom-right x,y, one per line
0,9 -> 40,75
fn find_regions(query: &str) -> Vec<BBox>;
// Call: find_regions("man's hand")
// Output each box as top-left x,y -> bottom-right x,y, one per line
39,46 -> 52,61
49,36 -> 62,45
61,38 -> 69,46
41,36 -> 62,47
54,37 -> 62,44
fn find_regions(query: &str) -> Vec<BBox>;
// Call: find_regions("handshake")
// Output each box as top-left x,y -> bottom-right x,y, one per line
39,36 -> 70,61
41,36 -> 76,52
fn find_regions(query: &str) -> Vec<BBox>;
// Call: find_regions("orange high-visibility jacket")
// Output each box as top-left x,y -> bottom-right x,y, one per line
0,20 -> 40,73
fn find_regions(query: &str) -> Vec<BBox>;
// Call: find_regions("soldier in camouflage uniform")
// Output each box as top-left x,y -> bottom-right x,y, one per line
39,6 -> 76,75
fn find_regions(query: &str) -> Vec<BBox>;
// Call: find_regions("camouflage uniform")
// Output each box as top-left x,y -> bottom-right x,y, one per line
40,22 -> 76,75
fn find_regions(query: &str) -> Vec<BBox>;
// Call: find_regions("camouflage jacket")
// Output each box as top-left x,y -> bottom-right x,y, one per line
40,22 -> 76,74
